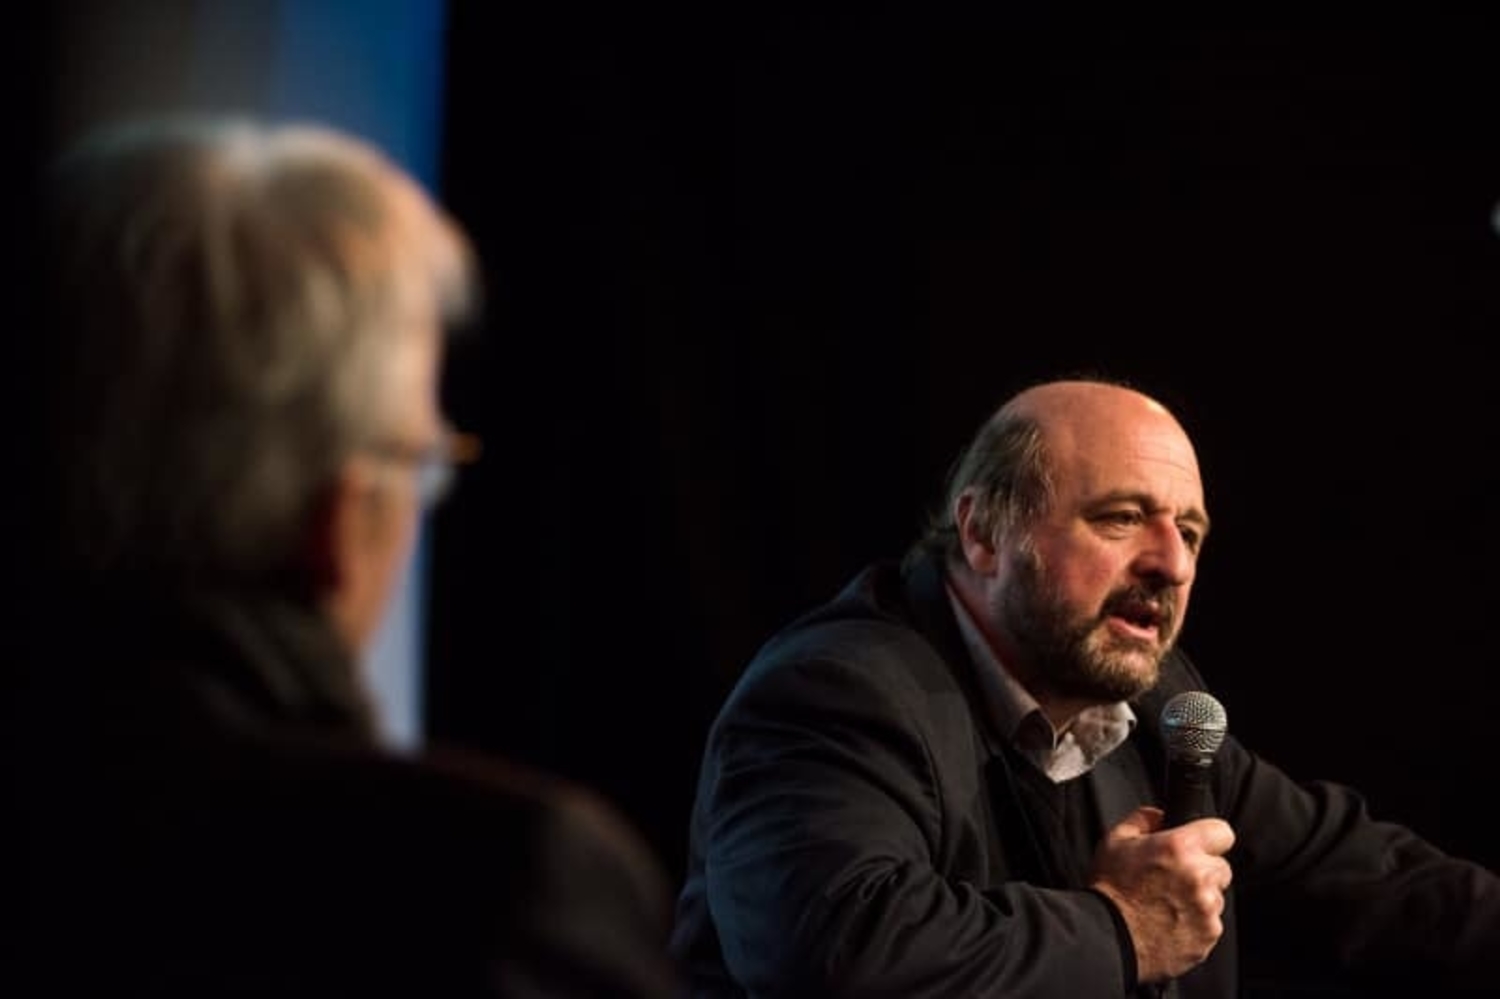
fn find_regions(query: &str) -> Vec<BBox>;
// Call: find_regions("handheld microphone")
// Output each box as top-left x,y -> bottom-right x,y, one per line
1159,691 -> 1228,827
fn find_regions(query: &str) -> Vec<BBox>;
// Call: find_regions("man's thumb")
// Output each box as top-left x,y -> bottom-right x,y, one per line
1110,805 -> 1166,841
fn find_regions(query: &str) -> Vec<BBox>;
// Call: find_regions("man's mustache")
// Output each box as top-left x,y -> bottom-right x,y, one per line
1100,586 -> 1178,636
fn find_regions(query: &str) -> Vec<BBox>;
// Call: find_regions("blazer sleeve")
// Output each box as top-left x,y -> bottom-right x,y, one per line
1216,727 -> 1500,994
495,785 -> 682,999
696,633 -> 1134,997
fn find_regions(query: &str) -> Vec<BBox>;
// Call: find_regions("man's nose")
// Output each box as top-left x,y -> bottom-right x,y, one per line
1134,519 -> 1195,587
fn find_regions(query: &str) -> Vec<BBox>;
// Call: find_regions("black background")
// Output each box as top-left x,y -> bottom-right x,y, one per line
426,16 -> 1500,884
18,11 -> 1498,889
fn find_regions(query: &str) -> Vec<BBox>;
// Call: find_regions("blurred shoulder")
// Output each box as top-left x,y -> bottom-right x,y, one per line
419,742 -> 671,889
410,743 -> 681,997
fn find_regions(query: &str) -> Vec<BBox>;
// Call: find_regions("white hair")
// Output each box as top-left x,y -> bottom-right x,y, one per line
44,115 -> 478,585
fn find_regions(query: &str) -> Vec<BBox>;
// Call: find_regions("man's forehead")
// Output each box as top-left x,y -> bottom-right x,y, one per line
1049,416 -> 1204,504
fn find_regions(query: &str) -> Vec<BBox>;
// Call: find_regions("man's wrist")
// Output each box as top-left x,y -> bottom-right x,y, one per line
1084,886 -> 1139,992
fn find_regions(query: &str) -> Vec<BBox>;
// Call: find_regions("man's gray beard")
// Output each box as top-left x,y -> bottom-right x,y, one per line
999,549 -> 1170,704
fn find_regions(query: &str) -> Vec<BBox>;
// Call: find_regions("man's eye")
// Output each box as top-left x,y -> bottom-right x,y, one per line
1099,510 -> 1142,528
1179,527 -> 1203,551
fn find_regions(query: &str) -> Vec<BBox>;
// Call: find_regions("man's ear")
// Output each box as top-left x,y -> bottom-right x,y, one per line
954,488 -> 999,575
301,461 -> 372,596
306,457 -> 400,657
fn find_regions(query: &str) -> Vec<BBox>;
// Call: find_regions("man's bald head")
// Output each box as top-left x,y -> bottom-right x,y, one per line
906,378 -> 1200,567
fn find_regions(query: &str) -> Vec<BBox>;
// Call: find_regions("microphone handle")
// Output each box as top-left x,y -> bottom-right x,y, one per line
1164,757 -> 1216,827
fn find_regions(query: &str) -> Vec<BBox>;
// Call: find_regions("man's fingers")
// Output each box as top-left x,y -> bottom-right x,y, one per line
1179,817 -> 1236,856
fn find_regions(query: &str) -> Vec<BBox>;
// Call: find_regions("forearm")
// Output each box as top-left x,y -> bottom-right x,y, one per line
708,850 -> 1132,997
1222,747 -> 1500,989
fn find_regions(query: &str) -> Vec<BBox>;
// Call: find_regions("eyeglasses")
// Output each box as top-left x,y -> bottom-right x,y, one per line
362,427 -> 482,508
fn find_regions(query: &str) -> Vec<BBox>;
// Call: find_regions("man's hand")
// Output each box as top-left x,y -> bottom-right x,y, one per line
1089,805 -> 1236,984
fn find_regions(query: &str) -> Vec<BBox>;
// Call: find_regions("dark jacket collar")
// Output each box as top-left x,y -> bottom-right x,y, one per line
63,582 -> 378,743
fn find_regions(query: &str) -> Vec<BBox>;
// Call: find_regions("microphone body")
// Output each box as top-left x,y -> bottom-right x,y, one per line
1159,691 -> 1228,827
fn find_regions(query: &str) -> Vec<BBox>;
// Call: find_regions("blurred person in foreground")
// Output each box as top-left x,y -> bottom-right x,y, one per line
14,115 -> 678,998
671,376 -> 1500,997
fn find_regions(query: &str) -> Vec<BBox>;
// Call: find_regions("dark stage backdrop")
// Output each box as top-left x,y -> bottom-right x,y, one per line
427,17 -> 1500,883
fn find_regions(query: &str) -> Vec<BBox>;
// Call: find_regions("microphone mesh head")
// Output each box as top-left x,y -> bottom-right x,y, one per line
1161,691 -> 1228,761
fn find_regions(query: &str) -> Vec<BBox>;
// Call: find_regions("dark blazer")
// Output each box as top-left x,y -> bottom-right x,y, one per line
671,555 -> 1500,997
11,587 -> 679,999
